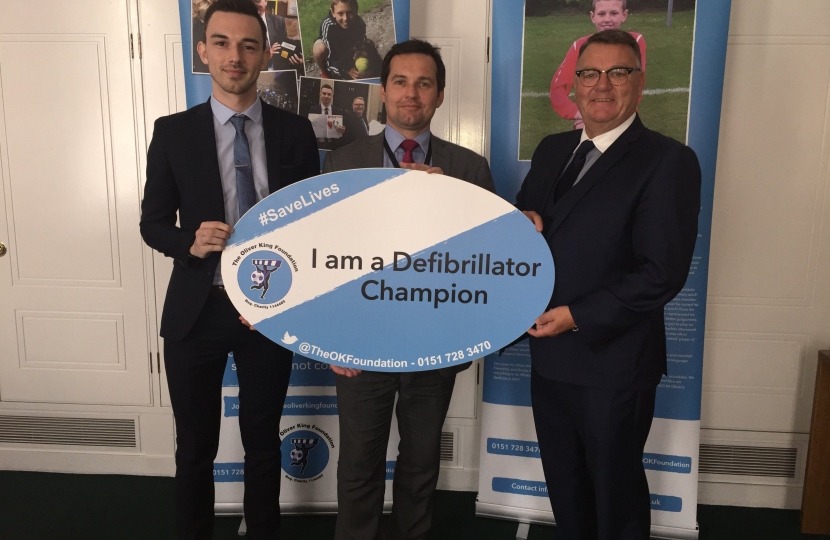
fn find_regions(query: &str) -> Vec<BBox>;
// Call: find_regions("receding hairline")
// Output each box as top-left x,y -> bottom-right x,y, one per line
577,36 -> 641,69
387,54 -> 439,80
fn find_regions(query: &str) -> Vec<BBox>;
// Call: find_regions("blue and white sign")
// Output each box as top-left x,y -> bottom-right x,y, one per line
222,169 -> 555,372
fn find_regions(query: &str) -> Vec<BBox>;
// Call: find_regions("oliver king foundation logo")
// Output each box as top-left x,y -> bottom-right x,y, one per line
280,424 -> 334,482
234,246 -> 296,306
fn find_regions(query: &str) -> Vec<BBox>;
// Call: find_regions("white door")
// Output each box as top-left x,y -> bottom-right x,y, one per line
410,1 -> 491,423
410,1 -> 491,158
0,0 -> 153,405
137,0 -> 190,407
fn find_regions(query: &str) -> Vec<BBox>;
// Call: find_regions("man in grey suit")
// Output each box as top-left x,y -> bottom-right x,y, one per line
323,39 -> 495,540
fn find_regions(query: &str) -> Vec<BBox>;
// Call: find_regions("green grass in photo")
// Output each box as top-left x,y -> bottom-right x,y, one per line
519,9 -> 694,159
298,0 -> 387,70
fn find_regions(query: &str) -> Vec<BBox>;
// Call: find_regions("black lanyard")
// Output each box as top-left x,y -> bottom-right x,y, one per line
383,137 -> 433,168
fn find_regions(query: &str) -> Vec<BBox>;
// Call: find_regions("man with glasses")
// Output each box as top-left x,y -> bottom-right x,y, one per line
516,30 -> 700,539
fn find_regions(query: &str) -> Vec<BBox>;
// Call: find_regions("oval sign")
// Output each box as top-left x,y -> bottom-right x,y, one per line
222,169 -> 554,372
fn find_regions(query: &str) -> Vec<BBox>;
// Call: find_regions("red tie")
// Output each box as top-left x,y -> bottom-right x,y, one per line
399,139 -> 419,164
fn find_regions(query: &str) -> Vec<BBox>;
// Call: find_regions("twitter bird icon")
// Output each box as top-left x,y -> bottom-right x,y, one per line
282,332 -> 298,345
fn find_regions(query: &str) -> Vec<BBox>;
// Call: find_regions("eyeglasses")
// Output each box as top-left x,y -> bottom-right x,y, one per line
575,67 -> 641,87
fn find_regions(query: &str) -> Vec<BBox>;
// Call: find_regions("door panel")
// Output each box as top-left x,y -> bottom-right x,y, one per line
137,0 -> 189,408
0,0 -> 152,405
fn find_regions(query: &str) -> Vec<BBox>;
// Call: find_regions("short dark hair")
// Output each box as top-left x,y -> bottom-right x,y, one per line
203,0 -> 267,50
330,0 -> 359,12
320,83 -> 333,92
592,0 -> 627,10
578,29 -> 641,68
381,39 -> 446,92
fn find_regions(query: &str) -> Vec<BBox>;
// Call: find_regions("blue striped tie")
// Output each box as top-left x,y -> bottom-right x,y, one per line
230,114 -> 257,221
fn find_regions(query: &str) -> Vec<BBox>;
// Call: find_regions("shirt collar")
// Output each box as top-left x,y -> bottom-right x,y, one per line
384,125 -> 431,153
320,102 -> 332,111
578,112 -> 636,153
210,96 -> 263,125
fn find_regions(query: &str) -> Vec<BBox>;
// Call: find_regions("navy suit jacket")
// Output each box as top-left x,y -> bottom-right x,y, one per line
140,99 -> 319,341
516,116 -> 701,389
309,104 -> 343,115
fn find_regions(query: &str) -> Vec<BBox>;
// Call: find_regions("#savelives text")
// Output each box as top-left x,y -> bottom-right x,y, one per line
311,249 -> 544,309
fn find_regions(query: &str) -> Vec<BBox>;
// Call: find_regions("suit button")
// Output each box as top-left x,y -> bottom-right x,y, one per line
207,271 -> 213,276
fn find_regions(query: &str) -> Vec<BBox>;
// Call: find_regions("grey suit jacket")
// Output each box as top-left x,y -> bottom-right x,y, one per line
323,131 -> 496,375
322,131 -> 496,194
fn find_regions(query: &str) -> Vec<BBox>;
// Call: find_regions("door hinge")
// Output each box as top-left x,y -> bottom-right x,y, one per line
149,352 -> 153,373
157,352 -> 161,374
130,33 -> 142,59
486,36 -> 490,63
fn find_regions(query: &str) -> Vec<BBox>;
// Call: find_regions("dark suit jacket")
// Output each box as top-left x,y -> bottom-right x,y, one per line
339,110 -> 369,146
323,131 -> 496,375
264,13 -> 286,51
140,99 -> 319,342
516,116 -> 701,390
322,131 -> 495,191
309,103 -> 343,115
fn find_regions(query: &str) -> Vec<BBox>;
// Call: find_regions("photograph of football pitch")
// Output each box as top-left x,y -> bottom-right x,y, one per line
519,8 -> 695,160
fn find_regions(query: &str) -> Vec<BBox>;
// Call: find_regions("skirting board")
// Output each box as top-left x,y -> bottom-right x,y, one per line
215,501 -> 394,515
437,466 -> 479,491
0,448 -> 174,476
475,502 -> 699,540
698,481 -> 802,509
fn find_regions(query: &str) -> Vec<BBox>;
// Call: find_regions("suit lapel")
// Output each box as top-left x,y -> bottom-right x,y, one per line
193,100 -> 226,222
430,135 -> 450,171
262,100 -> 283,193
546,117 -> 645,237
541,132 -> 581,213
368,132 -> 386,167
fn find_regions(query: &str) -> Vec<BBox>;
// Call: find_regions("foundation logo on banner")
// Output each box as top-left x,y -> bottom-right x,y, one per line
237,249 -> 293,305
280,425 -> 334,482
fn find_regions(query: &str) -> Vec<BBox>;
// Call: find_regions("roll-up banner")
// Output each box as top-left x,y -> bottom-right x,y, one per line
174,0 -> 410,515
214,353 -> 401,514
477,1 -> 732,539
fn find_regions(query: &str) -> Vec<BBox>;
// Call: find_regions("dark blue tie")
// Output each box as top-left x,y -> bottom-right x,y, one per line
230,114 -> 257,220
553,140 -> 596,203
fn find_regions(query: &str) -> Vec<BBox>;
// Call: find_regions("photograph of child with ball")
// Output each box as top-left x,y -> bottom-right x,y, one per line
297,0 -> 395,80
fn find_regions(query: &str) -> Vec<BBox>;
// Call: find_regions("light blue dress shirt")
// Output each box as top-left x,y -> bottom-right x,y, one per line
382,126 -> 432,168
210,97 -> 269,284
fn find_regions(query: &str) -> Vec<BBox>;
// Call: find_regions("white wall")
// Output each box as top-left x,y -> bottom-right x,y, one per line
698,0 -> 830,508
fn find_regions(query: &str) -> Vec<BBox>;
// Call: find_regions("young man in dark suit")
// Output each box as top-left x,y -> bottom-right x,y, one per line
517,30 -> 700,540
139,0 -> 318,538
322,39 -> 495,540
